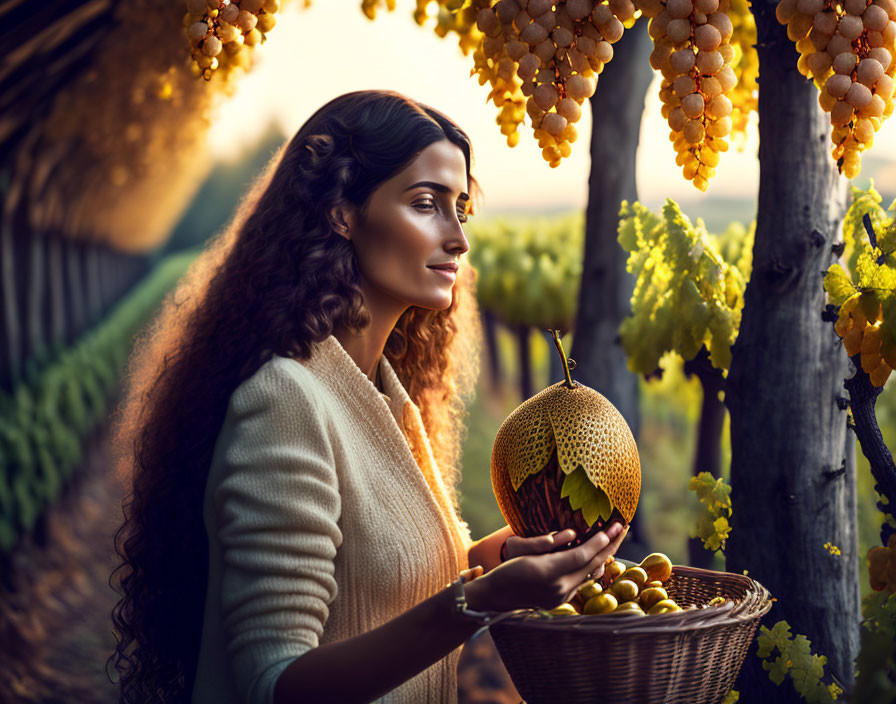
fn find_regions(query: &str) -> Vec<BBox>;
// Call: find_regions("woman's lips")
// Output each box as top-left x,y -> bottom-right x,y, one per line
428,266 -> 457,280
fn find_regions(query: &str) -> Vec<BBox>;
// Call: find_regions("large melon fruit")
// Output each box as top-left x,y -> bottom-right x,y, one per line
491,334 -> 641,546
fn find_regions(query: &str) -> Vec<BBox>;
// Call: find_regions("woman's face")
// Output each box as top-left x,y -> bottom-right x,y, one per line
342,139 -> 471,315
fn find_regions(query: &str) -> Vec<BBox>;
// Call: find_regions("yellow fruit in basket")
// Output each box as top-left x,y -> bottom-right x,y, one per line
706,596 -> 728,607
611,601 -> 646,615
640,553 -> 673,583
584,593 -> 618,614
491,333 -> 641,544
639,586 -> 669,611
647,599 -> 683,615
646,580 -> 664,589
605,560 -> 626,582
548,603 -> 580,616
620,566 -> 649,588
578,580 -> 603,601
609,579 -> 640,603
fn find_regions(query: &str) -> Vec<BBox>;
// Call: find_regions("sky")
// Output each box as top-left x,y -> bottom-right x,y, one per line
206,1 -> 896,217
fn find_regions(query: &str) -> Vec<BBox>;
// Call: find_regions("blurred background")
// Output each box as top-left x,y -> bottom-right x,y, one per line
1,0 -> 893,702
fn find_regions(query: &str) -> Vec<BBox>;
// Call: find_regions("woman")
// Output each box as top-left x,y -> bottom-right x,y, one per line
108,90 -> 627,704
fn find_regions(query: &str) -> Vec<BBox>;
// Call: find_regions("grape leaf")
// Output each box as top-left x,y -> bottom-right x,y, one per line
789,635 -> 828,700
757,621 -> 793,658
561,465 -> 612,527
823,264 -> 856,306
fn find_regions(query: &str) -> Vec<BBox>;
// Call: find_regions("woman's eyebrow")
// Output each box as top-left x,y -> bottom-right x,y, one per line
404,180 -> 470,201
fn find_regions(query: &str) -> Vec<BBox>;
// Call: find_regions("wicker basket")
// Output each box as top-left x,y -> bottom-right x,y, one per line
487,566 -> 772,704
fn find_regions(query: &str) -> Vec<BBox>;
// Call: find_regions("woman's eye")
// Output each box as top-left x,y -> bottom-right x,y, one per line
413,200 -> 436,211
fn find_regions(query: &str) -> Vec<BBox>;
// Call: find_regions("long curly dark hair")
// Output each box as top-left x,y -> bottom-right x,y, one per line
106,90 -> 482,703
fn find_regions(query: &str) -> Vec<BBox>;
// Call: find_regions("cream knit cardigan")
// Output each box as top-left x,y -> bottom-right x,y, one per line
191,335 -> 473,704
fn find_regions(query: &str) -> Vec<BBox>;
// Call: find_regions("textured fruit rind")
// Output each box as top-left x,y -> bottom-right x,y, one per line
548,383 -> 641,523
491,380 -> 642,526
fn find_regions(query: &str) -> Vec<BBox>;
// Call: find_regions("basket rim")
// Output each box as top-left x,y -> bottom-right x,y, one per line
481,565 -> 773,635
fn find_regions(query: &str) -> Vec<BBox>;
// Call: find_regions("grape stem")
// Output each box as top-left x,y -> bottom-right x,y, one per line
549,329 -> 575,390
842,349 -> 896,546
863,214 -> 889,265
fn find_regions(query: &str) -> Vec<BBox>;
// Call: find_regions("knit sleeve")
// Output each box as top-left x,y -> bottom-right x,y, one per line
211,361 -> 342,704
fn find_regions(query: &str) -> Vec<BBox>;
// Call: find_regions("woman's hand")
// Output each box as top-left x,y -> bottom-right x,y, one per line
464,523 -> 628,613
502,528 -> 579,561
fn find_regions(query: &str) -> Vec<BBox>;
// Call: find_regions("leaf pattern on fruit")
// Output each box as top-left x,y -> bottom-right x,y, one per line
561,465 -> 612,528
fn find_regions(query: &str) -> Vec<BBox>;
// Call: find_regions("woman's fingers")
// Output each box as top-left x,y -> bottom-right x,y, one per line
545,522 -> 625,574
505,529 -> 576,559
568,524 -> 629,585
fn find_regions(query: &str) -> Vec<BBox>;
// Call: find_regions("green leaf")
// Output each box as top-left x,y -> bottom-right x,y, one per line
757,621 -> 793,658
561,465 -> 612,527
823,264 -> 856,306
789,635 -> 828,699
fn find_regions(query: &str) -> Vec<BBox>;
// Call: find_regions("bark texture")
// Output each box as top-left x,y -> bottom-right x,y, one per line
726,3 -> 860,698
573,20 -> 654,557
683,347 -> 725,569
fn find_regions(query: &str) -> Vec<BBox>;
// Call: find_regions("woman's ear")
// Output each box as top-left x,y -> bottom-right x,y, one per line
329,204 -> 354,240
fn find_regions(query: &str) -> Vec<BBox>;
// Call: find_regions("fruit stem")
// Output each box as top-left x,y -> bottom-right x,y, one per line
550,330 -> 575,389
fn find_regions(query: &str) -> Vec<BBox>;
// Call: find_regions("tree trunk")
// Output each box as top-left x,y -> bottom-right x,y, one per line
65,238 -> 86,345
27,232 -> 46,362
726,3 -> 859,698
573,20 -> 654,558
482,309 -> 504,393
47,233 -> 65,349
683,346 -> 725,569
516,324 -> 532,401
1,199 -> 19,391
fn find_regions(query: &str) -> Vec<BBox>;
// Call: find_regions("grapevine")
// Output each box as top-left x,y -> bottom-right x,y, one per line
617,199 -> 752,373
853,591 -> 896,701
689,471 -> 733,551
776,0 -> 896,179
641,0 -> 739,190
756,622 -> 844,703
824,185 -> 896,389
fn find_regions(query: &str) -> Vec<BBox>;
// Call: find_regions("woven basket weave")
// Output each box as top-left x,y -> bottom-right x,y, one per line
487,566 -> 772,704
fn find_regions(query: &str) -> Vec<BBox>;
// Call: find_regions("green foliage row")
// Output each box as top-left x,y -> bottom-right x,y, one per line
467,213 -> 583,330
617,200 -> 753,374
0,249 -> 199,554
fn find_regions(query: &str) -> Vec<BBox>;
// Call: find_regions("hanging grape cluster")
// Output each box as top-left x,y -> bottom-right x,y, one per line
868,534 -> 896,592
640,0 -> 738,191
834,293 -> 896,385
475,0 -> 636,166
728,0 -> 759,145
184,0 -> 282,81
825,185 -> 896,387
776,0 -> 896,178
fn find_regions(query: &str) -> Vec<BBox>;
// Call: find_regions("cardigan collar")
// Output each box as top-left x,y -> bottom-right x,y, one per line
303,334 -> 412,430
